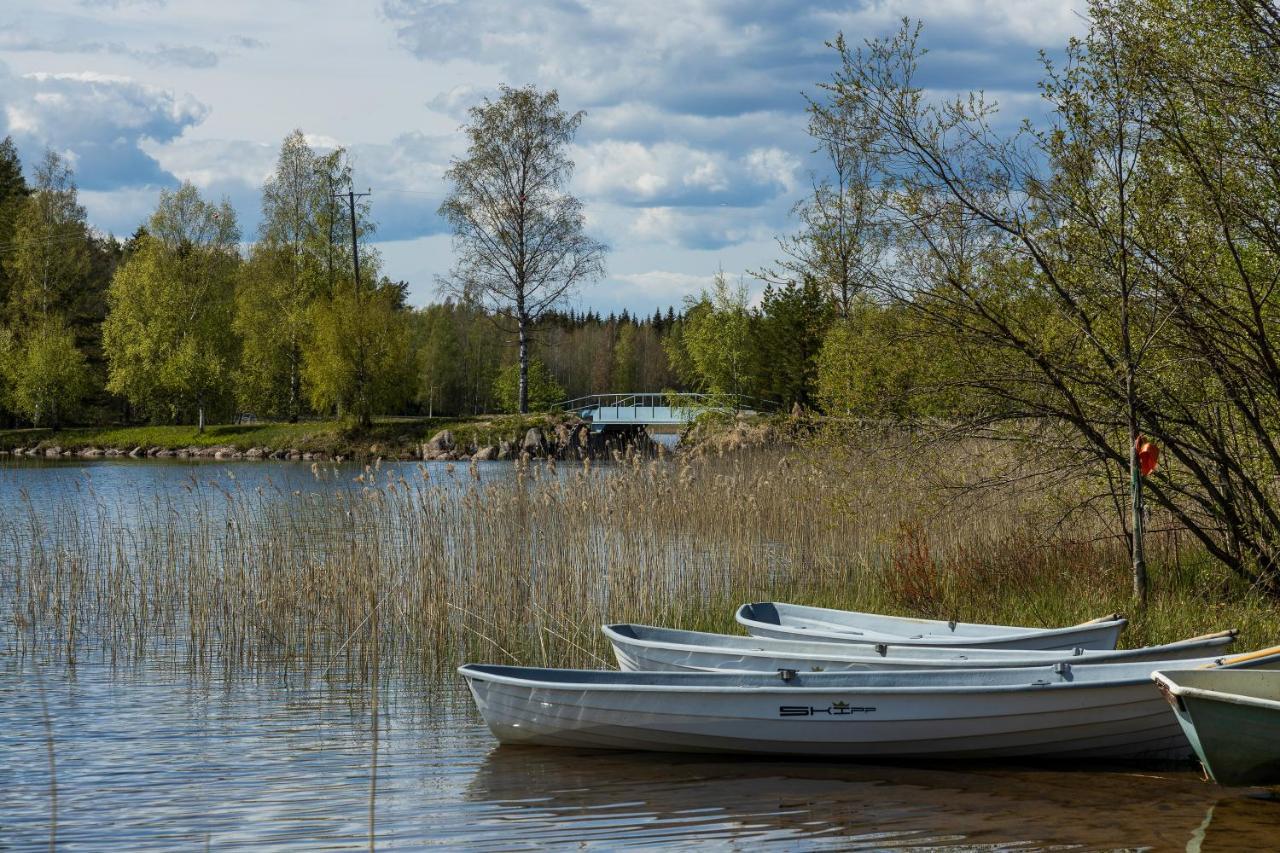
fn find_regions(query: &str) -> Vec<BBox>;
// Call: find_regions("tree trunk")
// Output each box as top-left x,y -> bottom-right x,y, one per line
289,345 -> 300,424
517,310 -> 530,414
198,403 -> 206,434
1127,373 -> 1147,606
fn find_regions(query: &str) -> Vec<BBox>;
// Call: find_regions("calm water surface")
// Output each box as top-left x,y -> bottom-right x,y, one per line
3,459 -> 1279,850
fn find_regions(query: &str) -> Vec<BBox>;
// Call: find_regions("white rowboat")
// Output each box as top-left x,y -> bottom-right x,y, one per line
605,623 -> 1237,673
460,647 -> 1280,759
736,602 -> 1125,650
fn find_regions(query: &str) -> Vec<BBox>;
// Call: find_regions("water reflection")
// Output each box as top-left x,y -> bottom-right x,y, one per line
464,747 -> 1280,850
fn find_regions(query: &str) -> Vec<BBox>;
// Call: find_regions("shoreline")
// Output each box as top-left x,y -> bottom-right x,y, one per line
0,414 -> 683,463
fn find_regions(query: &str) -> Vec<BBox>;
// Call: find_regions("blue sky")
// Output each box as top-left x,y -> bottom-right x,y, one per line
0,0 -> 1086,314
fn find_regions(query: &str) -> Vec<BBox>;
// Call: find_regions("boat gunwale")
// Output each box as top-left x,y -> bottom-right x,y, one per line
457,654 -> 1275,695
603,623 -> 1234,665
1152,671 -> 1280,713
734,603 -> 1128,644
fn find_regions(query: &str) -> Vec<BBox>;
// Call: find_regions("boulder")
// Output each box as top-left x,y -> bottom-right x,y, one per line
128,446 -> 144,458
80,447 -> 104,458
472,445 -> 497,461
45,446 -> 62,458
423,429 -> 455,459
521,427 -> 546,456
497,440 -> 515,460
154,449 -> 176,458
245,447 -> 265,459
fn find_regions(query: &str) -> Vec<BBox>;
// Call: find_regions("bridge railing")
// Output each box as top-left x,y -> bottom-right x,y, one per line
557,392 -> 773,414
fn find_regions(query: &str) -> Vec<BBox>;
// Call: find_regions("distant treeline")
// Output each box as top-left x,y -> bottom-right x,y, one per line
0,132 -> 851,429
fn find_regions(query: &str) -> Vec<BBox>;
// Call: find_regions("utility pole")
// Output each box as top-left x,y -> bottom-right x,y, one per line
336,187 -> 370,294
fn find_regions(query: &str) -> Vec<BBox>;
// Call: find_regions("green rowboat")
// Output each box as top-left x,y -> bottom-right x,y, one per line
1153,666 -> 1280,786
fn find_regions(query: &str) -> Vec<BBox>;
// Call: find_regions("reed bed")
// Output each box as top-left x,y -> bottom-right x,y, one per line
3,438 -> 1277,684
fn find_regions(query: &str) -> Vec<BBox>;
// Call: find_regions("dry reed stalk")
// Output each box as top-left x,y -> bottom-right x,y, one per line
2,436 -> 1277,682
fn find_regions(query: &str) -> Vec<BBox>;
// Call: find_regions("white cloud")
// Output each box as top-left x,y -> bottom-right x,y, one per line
0,60 -> 208,191
613,270 -> 715,304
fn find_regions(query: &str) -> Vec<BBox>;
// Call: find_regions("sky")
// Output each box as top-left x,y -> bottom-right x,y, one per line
0,0 -> 1087,314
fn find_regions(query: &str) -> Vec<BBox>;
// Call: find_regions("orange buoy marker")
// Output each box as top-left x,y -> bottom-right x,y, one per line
1136,434 -> 1159,477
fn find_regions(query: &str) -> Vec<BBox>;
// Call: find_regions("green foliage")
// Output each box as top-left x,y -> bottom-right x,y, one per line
412,300 -> 507,416
817,301 -> 931,419
0,136 -> 29,311
103,184 -> 240,428
2,151 -> 91,323
0,316 -> 90,427
303,278 -> 413,428
492,358 -> 565,413
234,133 -> 355,420
756,277 -> 832,408
666,271 -> 756,401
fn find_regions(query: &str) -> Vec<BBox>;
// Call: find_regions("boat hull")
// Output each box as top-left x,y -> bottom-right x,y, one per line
461,653 -> 1280,760
606,624 -> 1235,673
1154,670 -> 1280,786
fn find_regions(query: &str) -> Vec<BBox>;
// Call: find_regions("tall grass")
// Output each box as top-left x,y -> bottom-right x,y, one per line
3,437 -> 1277,682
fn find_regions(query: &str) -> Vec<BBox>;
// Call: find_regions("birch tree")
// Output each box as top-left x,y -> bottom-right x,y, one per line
439,85 -> 606,413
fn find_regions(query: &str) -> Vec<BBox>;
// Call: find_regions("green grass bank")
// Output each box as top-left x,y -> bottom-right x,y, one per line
0,414 -> 566,460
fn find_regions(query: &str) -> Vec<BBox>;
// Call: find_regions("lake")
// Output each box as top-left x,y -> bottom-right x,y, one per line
3,459 -> 1278,850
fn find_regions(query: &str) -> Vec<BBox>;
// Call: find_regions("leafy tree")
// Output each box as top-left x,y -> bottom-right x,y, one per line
610,322 -> 638,390
756,276 -> 832,408
0,150 -> 97,426
754,69 -> 887,316
103,183 -> 240,431
665,271 -> 756,402
304,277 -> 412,428
492,358 -> 564,413
0,136 -> 29,311
819,3 -> 1280,595
816,298 -> 967,420
414,301 -> 464,417
3,151 -> 91,322
439,84 -> 607,413
0,316 -> 89,427
235,133 -> 354,420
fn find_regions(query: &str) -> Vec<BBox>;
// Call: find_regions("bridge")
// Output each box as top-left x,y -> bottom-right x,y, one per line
560,393 -> 760,433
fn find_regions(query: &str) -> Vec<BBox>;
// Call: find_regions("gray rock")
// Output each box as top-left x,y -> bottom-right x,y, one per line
45,446 -> 62,458
472,445 -> 497,461
128,446 -> 144,458
423,429 -> 455,459
497,440 -> 515,460
521,427 -> 545,456
80,447 -> 104,457
245,447 -> 265,459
